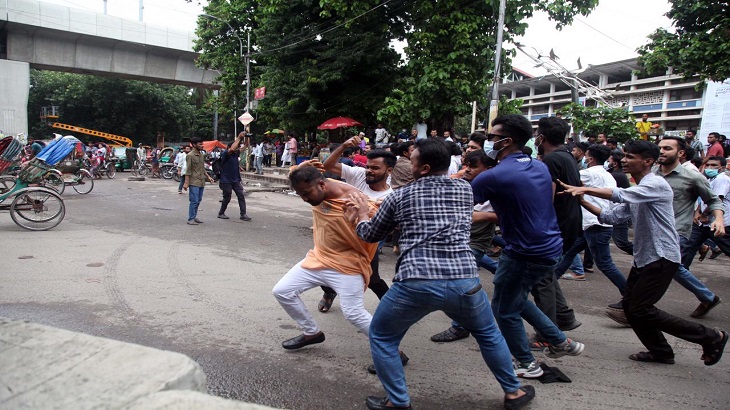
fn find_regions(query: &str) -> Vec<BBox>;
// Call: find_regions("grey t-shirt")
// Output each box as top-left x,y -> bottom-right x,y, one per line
599,173 -> 681,268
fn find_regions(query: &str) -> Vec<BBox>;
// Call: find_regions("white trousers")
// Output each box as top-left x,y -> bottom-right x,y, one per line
272,260 -> 372,337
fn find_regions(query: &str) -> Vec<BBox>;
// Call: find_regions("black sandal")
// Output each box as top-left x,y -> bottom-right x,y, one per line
629,351 -> 675,364
702,330 -> 728,366
317,293 -> 336,313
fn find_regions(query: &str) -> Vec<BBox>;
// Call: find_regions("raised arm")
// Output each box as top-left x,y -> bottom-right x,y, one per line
323,136 -> 361,176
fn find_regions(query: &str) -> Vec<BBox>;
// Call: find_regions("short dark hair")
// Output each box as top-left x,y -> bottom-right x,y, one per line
661,136 -> 687,152
610,149 -> 624,164
414,138 -> 450,172
397,141 -> 414,156
389,142 -> 400,153
606,138 -> 618,146
683,145 -> 695,161
289,165 -> 324,187
190,137 -> 202,144
708,132 -> 720,138
624,140 -> 659,161
521,146 -> 533,156
586,144 -> 611,164
584,131 -> 597,140
464,149 -> 496,168
469,132 -> 487,148
366,149 -> 397,168
537,116 -> 570,146
574,142 -> 589,153
448,142 -> 463,156
685,129 -> 696,135
342,147 -> 356,157
491,114 -> 533,147
706,156 -> 727,167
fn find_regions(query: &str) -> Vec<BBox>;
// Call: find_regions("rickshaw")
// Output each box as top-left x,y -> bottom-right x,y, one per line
89,142 -> 116,179
42,138 -> 94,195
0,136 -> 67,231
158,147 -> 178,179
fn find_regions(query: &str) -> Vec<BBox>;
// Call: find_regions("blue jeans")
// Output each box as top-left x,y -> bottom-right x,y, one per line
492,252 -> 566,364
370,278 -> 521,407
254,156 -> 263,174
555,228 -> 627,296
569,254 -> 584,275
674,235 -> 715,304
451,249 -> 499,332
188,186 -> 204,221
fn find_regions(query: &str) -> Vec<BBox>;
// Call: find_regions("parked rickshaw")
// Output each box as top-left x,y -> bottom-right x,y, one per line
42,139 -> 94,195
0,136 -> 69,231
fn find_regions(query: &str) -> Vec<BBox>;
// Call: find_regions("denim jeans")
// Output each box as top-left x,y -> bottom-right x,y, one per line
218,182 -> 247,217
683,224 -> 730,269
493,252 -> 566,364
568,254 -> 584,275
451,249 -> 498,332
254,156 -> 263,174
370,278 -> 521,407
188,186 -> 204,221
555,228 -> 627,296
674,235 -> 715,304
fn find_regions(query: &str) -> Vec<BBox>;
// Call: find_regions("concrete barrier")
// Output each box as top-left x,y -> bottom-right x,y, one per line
0,317 -> 276,409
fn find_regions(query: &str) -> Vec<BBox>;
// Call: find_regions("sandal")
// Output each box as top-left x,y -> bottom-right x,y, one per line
702,330 -> 728,366
317,293 -> 337,313
629,351 -> 675,364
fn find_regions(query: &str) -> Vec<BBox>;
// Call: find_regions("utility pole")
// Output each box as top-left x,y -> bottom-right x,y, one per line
103,0 -> 107,15
487,0 -> 506,133
245,31 -> 251,115
138,0 -> 143,22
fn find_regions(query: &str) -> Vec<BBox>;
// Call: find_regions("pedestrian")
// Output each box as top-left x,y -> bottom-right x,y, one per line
560,140 -> 727,366
348,138 -> 535,410
275,140 -> 284,167
217,133 -> 252,221
151,148 -> 160,178
174,145 -> 190,194
287,133 -> 298,166
253,139 -> 264,175
471,114 -> 585,379
183,137 -> 214,225
264,139 -> 274,167
136,143 -> 146,166
686,156 -> 730,262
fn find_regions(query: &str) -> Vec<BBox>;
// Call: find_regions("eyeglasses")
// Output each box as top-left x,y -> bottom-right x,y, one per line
486,133 -> 510,141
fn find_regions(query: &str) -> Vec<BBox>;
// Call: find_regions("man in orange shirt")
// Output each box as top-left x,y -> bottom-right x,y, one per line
273,165 -> 379,350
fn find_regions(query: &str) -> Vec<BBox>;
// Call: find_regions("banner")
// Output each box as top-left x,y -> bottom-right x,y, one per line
698,80 -> 730,145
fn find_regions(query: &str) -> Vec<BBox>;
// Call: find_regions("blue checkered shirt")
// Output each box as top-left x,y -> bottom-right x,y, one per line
356,175 -> 478,281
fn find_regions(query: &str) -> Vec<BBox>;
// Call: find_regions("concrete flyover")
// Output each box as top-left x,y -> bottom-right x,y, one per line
0,0 -> 220,136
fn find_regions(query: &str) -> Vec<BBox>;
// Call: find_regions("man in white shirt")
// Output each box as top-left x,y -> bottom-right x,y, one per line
136,144 -> 146,164
253,140 -> 264,175
553,144 -> 627,304
174,146 -> 189,194
375,124 -> 389,148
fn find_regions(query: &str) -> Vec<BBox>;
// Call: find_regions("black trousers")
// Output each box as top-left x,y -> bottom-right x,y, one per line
624,258 -> 717,359
532,237 -> 577,328
219,181 -> 246,217
321,253 -> 389,299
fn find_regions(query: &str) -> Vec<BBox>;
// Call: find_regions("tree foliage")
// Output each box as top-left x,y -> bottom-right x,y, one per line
193,0 -> 599,136
28,70 -> 200,144
557,103 -> 638,142
637,0 -> 730,83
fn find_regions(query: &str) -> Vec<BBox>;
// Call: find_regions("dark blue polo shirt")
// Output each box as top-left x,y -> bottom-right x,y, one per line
471,152 -> 563,260
219,150 -> 241,184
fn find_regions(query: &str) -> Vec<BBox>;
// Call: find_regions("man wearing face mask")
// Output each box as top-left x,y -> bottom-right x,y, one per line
530,117 -> 583,333
682,156 -> 730,270
472,114 -> 585,379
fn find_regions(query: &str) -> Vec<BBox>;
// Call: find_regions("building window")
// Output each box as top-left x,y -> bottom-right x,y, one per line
669,88 -> 702,101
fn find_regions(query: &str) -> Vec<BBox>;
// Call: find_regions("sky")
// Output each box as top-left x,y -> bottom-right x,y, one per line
38,0 -> 673,74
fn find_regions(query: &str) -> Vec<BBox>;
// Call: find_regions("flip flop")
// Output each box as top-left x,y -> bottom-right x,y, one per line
317,293 -> 336,313
629,351 -> 675,364
702,330 -> 728,366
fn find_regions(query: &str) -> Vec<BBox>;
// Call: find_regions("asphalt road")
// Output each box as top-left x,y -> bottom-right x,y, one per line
1,174 -> 729,409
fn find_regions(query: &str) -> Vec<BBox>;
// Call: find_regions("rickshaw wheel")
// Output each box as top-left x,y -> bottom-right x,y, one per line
106,163 -> 116,179
42,172 -> 66,195
73,169 -> 94,194
10,189 -> 66,231
0,175 -> 16,195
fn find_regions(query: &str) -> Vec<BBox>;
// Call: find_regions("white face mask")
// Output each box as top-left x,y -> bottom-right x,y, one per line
603,162 -> 611,171
485,138 -> 509,161
483,141 -> 494,152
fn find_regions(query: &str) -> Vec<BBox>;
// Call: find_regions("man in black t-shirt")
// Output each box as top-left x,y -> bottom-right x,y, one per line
218,134 -> 252,221
532,117 -> 582,333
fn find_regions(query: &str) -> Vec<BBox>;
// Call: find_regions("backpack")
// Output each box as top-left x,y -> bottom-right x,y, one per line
211,152 -> 230,181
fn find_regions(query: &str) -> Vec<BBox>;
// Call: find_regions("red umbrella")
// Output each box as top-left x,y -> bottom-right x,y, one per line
317,116 -> 362,130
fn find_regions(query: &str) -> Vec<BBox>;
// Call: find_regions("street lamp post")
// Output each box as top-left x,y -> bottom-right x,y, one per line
201,13 -> 246,138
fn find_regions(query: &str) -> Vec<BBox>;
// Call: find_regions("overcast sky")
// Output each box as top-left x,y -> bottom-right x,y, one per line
39,0 -> 673,74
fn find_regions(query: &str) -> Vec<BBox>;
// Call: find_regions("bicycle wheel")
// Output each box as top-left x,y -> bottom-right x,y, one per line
0,175 -> 17,194
42,172 -> 66,195
138,165 -> 149,176
72,169 -> 94,194
106,163 -> 116,179
131,161 -> 139,176
10,189 -> 66,231
161,165 -> 174,179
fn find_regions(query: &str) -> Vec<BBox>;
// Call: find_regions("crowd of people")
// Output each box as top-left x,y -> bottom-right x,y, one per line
271,115 -> 728,410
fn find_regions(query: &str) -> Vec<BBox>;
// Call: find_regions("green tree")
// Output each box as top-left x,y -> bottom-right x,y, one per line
323,0 -> 599,133
557,103 -> 638,142
637,0 -> 730,83
28,70 -> 199,145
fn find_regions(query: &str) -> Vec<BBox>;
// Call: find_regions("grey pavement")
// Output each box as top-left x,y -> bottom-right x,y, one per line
0,173 -> 729,409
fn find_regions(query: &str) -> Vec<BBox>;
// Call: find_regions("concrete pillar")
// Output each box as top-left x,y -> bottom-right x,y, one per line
0,60 -> 30,137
